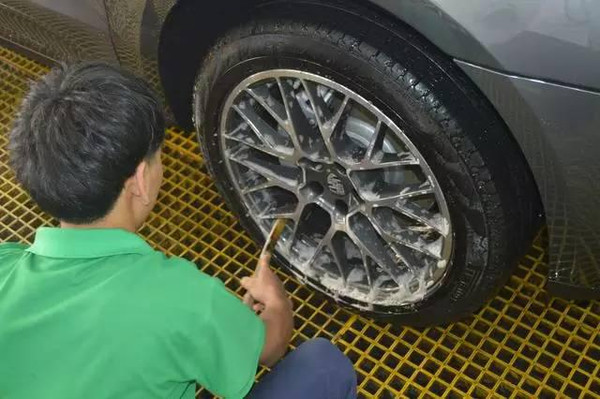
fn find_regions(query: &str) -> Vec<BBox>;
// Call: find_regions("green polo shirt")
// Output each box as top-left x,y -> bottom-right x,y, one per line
0,227 -> 265,399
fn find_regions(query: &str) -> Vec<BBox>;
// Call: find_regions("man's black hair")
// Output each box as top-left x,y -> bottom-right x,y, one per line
9,62 -> 165,224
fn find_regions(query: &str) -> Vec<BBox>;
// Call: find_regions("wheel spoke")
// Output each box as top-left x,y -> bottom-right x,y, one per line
344,238 -> 375,291
371,215 -> 443,260
305,226 -> 334,267
245,87 -> 288,127
300,79 -> 342,160
323,96 -> 349,139
328,239 -> 350,286
360,253 -> 374,292
277,78 -> 330,160
363,180 -> 435,204
232,105 -> 272,147
241,180 -> 275,195
224,130 -> 293,160
229,148 -> 300,192
348,213 -> 411,287
233,104 -> 291,150
355,153 -> 420,170
391,244 -> 423,268
258,202 -> 297,220
363,120 -> 383,161
285,204 -> 305,251
392,200 -> 449,236
301,80 -> 334,128
274,78 -> 303,156
399,181 -> 435,198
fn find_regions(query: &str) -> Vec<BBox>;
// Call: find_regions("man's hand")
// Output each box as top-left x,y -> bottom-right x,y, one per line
241,253 -> 291,312
241,254 -> 293,367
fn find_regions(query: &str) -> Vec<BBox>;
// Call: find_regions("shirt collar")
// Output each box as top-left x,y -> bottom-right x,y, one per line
27,227 -> 154,258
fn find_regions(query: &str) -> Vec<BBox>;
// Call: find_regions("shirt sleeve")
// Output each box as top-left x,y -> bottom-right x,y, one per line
199,277 -> 265,398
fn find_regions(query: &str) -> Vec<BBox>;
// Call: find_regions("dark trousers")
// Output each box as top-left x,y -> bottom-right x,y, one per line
248,338 -> 358,399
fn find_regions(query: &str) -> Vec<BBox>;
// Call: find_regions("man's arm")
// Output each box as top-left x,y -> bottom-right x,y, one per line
258,296 -> 293,366
241,254 -> 294,367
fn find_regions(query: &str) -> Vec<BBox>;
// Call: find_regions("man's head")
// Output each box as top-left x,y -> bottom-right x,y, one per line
9,62 -> 165,229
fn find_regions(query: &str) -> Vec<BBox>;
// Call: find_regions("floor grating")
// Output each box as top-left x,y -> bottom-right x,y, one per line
1,46 -> 599,398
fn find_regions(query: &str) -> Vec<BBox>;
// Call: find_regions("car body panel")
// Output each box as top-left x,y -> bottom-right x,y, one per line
370,0 -> 600,90
0,0 -> 115,63
103,0 -> 168,92
28,0 -> 108,31
1,0 -> 599,297
457,60 -> 600,298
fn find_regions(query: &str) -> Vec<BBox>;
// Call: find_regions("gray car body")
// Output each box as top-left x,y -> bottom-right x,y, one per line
1,0 -> 598,298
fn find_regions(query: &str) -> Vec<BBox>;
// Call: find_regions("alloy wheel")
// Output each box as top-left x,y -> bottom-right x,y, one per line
219,69 -> 453,309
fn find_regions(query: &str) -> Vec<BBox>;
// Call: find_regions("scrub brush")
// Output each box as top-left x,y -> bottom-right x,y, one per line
243,219 -> 287,310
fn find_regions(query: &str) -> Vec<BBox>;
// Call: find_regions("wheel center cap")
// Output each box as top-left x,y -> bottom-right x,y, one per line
326,172 -> 346,196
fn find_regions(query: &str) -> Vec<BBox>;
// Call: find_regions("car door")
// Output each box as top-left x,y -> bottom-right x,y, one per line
0,0 -> 117,64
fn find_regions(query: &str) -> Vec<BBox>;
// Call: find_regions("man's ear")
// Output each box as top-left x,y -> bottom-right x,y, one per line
131,160 -> 151,205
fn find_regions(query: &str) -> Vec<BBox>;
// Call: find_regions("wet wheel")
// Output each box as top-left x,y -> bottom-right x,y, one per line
192,9 -> 538,325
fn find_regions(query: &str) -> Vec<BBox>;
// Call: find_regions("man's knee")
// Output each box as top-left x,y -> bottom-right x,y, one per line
297,338 -> 356,385
249,338 -> 357,399
300,338 -> 346,362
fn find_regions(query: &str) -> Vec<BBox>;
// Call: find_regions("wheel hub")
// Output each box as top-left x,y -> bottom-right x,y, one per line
301,161 -> 356,210
219,69 -> 453,309
325,165 -> 349,197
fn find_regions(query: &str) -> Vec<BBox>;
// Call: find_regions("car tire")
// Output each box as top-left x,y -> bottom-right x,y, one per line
191,6 -> 539,326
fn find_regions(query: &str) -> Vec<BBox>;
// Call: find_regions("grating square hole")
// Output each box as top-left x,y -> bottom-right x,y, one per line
547,375 -> 565,391
399,363 -> 416,378
382,353 -> 400,370
355,337 -> 371,352
438,368 -> 456,385
579,357 -> 595,374
429,379 -> 447,395
455,377 -> 471,393
373,365 -> 390,384
446,390 -> 465,399
481,372 -> 497,389
464,364 -> 479,379
589,380 -> 600,395
414,371 -> 430,388
388,375 -> 403,391
457,343 -> 472,358
505,370 -> 521,386
473,353 -> 490,368
448,355 -> 463,372
359,357 -> 376,374
363,379 -> 379,395
564,384 -> 582,398
514,357 -> 530,372
408,351 -> 425,366
403,384 -> 421,397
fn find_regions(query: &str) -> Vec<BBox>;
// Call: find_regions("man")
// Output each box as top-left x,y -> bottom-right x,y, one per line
0,63 -> 356,399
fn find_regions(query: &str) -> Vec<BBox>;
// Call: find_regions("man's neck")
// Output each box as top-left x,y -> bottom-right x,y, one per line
60,221 -> 137,232
60,213 -> 137,233
59,194 -> 141,232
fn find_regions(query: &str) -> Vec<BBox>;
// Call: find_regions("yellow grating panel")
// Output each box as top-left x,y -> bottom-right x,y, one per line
1,46 -> 600,399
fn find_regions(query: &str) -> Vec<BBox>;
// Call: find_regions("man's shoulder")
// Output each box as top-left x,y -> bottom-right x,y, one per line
0,243 -> 28,278
146,252 -> 210,281
0,242 -> 28,260
136,252 -> 218,300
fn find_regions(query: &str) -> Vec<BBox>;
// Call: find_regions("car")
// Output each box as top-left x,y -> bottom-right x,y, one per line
1,0 -> 599,325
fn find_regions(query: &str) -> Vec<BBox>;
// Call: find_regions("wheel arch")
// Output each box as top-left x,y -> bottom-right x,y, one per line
158,0 -> 545,250
158,0 -> 497,130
